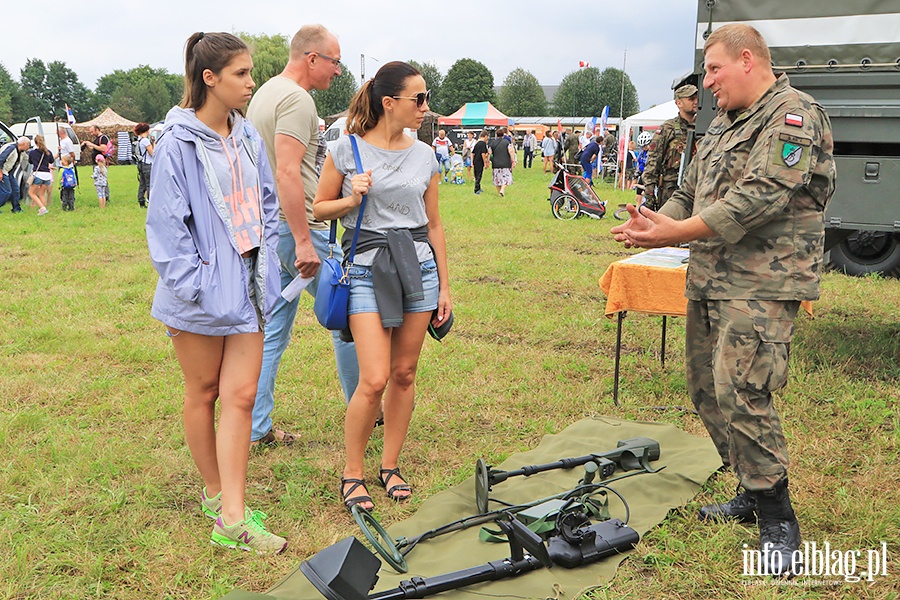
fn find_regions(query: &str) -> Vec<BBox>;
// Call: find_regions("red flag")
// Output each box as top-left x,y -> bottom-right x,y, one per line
579,61 -> 590,68
557,118 -> 562,133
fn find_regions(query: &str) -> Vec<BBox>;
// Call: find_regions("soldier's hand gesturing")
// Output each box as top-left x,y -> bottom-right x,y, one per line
611,204 -> 715,249
611,204 -> 660,249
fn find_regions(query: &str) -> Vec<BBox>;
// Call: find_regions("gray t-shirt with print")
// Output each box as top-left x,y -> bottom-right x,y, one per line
330,135 -> 439,266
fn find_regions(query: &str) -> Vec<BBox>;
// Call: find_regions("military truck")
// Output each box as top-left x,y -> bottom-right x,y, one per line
689,1 -> 900,275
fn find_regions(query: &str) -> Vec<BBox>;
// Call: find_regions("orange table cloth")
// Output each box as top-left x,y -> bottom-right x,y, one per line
599,248 -> 690,317
599,248 -> 813,318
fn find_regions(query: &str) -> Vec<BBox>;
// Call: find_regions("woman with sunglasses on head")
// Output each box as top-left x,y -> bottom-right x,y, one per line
146,31 -> 287,554
314,61 -> 451,512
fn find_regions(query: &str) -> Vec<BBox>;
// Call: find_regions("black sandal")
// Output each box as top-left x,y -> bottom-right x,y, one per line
378,467 -> 412,502
341,477 -> 373,512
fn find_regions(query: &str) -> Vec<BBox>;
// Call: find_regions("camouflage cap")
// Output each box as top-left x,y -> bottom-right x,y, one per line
675,84 -> 698,99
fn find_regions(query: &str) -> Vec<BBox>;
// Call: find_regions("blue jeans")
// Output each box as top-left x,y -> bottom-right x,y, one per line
437,155 -> 451,178
347,258 -> 439,315
0,174 -> 21,212
251,222 -> 360,441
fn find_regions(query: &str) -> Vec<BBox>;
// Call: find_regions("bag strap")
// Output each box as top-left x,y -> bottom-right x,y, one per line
330,134 -> 368,262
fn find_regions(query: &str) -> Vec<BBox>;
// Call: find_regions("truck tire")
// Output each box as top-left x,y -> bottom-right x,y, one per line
827,231 -> 900,277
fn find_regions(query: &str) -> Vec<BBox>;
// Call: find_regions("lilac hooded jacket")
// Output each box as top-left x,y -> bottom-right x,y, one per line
146,107 -> 280,335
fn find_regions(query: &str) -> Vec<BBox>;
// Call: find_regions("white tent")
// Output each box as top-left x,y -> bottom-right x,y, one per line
617,101 -> 679,189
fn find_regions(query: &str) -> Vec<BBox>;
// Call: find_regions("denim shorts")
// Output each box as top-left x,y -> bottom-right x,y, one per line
348,258 -> 438,315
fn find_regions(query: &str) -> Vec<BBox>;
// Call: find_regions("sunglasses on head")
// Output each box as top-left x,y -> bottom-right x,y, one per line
392,90 -> 431,108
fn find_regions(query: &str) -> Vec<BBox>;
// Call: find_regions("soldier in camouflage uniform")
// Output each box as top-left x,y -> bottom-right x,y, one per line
602,129 -> 617,161
564,130 -> 580,165
640,84 -> 698,211
612,24 -> 836,576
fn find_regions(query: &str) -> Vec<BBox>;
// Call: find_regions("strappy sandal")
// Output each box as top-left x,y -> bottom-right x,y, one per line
378,467 -> 412,502
251,428 -> 298,448
341,477 -> 373,512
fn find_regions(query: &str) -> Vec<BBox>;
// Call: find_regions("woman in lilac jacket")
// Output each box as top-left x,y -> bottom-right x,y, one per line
146,31 -> 286,554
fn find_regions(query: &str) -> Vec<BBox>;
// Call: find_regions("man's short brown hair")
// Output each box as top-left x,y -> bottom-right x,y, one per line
704,23 -> 771,66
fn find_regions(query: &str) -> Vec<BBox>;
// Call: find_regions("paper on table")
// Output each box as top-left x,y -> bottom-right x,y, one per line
620,247 -> 689,269
281,274 -> 314,301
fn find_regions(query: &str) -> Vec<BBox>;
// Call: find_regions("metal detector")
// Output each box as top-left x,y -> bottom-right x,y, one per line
475,437 -> 662,514
352,450 -> 660,573
301,514 -> 639,600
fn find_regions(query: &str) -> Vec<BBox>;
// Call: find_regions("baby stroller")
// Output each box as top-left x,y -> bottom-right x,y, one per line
448,154 -> 466,185
547,162 -> 606,220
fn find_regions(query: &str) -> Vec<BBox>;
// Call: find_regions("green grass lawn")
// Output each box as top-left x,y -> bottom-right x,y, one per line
0,161 -> 897,599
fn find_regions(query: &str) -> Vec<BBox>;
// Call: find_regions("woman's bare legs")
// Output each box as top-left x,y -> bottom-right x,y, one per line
342,310 -> 431,505
342,313 -> 389,510
29,183 -> 47,210
169,329 -> 262,525
379,310 -> 431,499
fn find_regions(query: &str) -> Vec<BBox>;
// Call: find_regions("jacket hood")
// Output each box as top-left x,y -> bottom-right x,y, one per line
161,106 -> 246,147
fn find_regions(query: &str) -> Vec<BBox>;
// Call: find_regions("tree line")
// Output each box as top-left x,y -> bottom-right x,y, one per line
0,32 -> 640,126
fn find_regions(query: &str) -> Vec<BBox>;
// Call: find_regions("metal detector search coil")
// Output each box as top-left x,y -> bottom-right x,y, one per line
475,437 -> 661,514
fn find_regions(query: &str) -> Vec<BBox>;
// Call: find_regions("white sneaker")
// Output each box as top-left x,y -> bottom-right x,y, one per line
37,207 -> 48,216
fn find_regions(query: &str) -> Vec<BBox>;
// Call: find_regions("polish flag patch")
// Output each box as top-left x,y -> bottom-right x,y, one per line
785,113 -> 804,127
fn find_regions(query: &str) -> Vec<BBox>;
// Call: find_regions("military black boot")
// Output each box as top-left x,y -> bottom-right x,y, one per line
753,479 -> 801,577
698,486 -> 757,524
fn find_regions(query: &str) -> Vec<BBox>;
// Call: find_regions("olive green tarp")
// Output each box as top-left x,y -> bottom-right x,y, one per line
224,417 -> 721,600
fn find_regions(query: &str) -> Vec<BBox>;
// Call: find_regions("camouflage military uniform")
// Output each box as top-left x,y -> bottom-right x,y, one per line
641,115 -> 694,211
660,73 -> 835,491
565,134 -> 580,163
602,132 -> 616,159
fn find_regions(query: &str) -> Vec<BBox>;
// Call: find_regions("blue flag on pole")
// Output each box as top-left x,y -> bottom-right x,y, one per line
65,104 -> 76,125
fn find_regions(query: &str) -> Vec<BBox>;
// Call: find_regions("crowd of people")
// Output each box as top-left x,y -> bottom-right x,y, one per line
0,120 -> 159,214
1,21 -> 834,578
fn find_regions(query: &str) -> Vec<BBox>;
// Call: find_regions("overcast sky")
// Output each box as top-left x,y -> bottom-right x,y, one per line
3,0 -> 700,115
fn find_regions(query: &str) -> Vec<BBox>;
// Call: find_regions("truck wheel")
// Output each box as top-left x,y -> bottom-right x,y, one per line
828,231 -> 900,277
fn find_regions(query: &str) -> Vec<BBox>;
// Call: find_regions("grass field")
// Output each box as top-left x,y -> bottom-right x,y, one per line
0,160 -> 897,599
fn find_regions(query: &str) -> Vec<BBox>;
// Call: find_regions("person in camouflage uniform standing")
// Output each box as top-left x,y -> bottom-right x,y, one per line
564,129 -> 580,165
602,129 -> 616,161
612,23 -> 835,576
640,84 -> 698,211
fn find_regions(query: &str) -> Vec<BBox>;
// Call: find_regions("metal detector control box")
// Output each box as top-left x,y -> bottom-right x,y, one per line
546,518 -> 640,568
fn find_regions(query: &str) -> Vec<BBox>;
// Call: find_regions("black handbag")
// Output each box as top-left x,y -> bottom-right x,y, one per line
313,135 -> 367,330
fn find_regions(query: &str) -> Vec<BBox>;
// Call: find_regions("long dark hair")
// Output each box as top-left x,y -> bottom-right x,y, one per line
347,61 -> 421,135
181,32 -> 249,110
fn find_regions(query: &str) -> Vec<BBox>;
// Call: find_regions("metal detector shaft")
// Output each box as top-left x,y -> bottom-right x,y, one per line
369,556 -> 544,600
488,437 -> 661,486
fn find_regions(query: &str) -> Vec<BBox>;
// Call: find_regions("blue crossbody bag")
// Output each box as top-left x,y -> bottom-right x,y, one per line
313,135 -> 368,330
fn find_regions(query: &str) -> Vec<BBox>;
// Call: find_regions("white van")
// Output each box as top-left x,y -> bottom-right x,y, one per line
323,117 -> 348,151
11,118 -> 81,164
